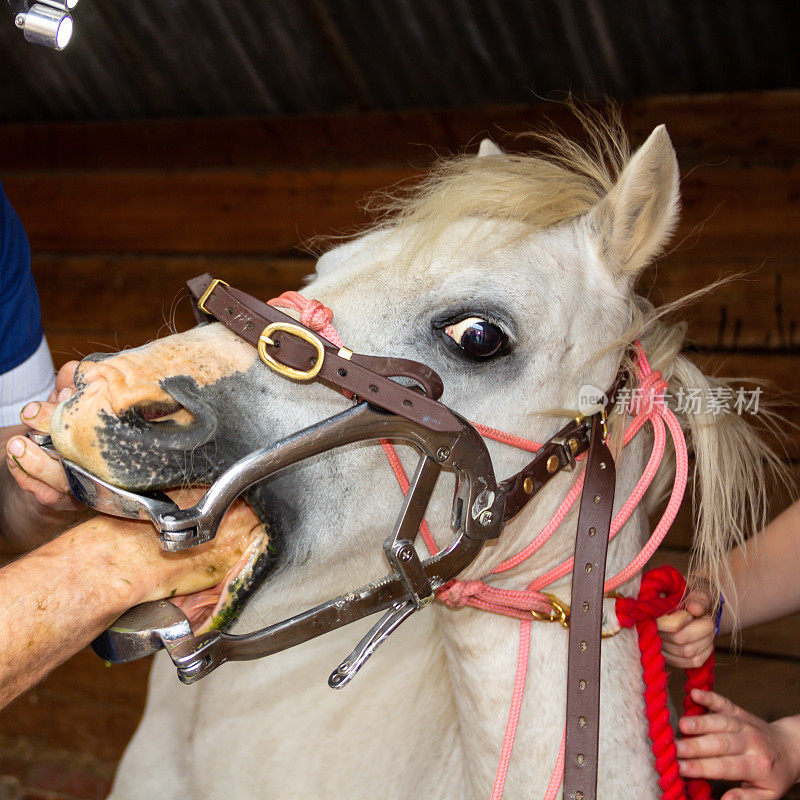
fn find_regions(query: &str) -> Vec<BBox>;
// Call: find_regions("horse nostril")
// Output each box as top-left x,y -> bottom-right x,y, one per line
127,400 -> 187,424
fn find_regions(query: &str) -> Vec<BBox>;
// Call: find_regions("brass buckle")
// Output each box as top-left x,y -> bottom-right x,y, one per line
531,593 -> 570,629
530,592 -> 624,638
197,279 -> 230,315
599,408 -> 610,442
258,322 -> 325,381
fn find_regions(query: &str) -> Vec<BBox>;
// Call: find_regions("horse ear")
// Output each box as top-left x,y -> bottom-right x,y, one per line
589,124 -> 679,280
478,138 -> 504,157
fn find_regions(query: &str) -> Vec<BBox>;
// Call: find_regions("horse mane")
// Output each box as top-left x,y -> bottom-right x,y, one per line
614,296 -> 790,622
368,103 -> 630,255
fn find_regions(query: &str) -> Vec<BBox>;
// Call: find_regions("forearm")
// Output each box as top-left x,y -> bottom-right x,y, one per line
0,515 -> 185,710
720,499 -> 800,632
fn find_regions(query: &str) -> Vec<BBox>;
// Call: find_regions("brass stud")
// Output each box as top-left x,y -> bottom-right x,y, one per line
577,754 -> 585,766
578,716 -> 586,728
593,494 -> 601,504
585,563 -> 592,573
546,455 -> 559,473
523,477 -> 534,494
579,679 -> 587,691
580,640 -> 587,652
588,526 -> 596,537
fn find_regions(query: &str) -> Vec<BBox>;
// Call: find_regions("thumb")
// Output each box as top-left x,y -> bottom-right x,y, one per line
684,587 -> 712,618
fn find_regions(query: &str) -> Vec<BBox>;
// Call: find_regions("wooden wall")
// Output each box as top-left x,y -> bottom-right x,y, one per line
0,90 -> 798,799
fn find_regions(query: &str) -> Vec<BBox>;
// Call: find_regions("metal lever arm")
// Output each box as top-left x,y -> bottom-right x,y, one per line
328,601 -> 416,688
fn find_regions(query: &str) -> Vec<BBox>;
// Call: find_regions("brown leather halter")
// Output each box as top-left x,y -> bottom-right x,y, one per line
186,274 -> 625,800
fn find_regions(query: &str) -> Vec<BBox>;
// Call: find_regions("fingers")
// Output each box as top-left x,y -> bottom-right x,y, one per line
679,754 -> 754,782
657,609 -> 693,634
721,788 -> 777,800
659,613 -> 715,668
19,400 -> 56,434
690,689 -> 750,721
662,649 -> 714,670
685,587 -> 712,617
676,727 -> 745,759
6,436 -> 73,506
680,713 -> 744,737
55,360 -> 79,394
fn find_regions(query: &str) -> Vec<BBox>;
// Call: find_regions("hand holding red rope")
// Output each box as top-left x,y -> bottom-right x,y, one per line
616,565 -> 715,800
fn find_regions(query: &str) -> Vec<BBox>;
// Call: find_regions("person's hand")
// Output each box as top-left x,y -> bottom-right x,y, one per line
657,583 -> 715,669
677,689 -> 800,800
104,486 -> 268,605
6,360 -> 81,510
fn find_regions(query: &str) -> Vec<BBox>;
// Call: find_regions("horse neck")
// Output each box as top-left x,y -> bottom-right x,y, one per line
436,434 -> 651,794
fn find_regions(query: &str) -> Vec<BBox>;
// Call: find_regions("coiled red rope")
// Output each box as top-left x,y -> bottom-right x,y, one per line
616,565 -> 714,800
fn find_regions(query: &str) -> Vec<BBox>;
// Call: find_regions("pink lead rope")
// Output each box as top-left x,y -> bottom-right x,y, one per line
269,292 -> 691,800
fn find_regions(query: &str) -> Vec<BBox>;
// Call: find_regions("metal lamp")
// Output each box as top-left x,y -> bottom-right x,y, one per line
7,0 -> 78,50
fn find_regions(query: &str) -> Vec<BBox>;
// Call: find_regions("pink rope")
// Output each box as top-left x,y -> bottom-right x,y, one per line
268,293 -> 689,800
490,620 -> 532,800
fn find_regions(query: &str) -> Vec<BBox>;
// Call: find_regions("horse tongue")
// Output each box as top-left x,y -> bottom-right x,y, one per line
171,590 -> 220,629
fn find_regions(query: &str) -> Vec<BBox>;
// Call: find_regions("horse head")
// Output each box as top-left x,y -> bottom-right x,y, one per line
49,115 -> 770,646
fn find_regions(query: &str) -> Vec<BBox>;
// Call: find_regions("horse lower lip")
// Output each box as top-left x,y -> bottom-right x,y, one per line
171,528 -> 274,633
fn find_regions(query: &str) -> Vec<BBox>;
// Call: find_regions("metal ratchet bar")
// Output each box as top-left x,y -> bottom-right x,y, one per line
163,527 -> 483,683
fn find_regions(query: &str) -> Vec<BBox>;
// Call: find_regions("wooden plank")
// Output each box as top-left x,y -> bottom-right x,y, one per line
718,612 -> 800,661
643,257 -> 800,351
0,650 -> 147,764
2,166 -> 419,255
2,154 -> 798,257
0,90 -> 796,172
629,91 -> 800,168
32,254 -> 315,366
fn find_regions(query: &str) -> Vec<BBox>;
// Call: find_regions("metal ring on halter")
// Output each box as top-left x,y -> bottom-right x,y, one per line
197,278 -> 230,315
257,322 -> 325,381
530,592 -> 571,629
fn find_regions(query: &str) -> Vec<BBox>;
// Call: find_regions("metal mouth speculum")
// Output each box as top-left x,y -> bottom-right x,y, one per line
30,404 -> 506,687
28,431 -> 181,528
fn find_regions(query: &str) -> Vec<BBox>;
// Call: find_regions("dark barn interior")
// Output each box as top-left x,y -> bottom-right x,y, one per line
0,1 -> 799,797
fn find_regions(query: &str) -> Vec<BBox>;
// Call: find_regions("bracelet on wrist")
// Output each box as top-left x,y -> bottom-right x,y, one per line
714,593 -> 725,637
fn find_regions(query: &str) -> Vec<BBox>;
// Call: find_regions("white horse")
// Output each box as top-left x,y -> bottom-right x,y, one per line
51,113 -> 774,798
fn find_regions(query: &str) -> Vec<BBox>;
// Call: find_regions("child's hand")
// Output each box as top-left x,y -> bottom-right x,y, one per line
677,689 -> 800,800
657,584 -> 715,669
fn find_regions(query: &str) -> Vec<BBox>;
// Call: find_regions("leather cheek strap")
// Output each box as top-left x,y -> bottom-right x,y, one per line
563,415 -> 616,800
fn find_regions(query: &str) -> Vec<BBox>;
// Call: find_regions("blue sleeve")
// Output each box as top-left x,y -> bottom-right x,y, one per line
0,180 -> 44,375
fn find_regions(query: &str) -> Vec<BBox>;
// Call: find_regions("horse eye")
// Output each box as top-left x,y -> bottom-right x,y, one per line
443,317 -> 507,359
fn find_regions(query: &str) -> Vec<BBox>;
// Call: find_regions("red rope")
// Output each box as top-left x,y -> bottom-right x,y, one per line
615,566 -> 714,800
